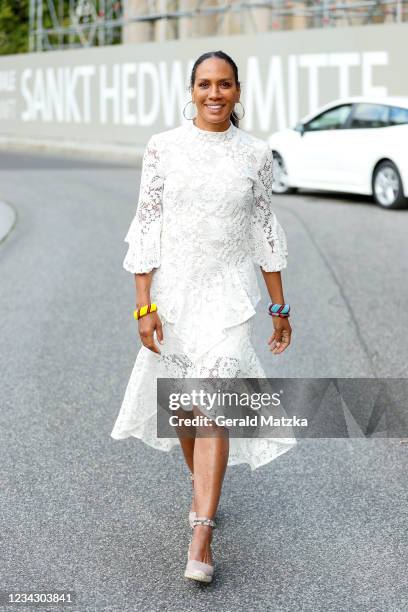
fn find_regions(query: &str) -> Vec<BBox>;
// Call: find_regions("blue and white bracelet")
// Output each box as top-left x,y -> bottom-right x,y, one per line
268,303 -> 290,318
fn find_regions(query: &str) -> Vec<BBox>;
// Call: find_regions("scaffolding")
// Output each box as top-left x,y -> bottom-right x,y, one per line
29,0 -> 408,52
28,0 -> 123,51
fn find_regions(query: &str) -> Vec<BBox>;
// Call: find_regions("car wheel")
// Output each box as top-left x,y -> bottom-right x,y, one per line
372,161 -> 407,209
272,151 -> 297,195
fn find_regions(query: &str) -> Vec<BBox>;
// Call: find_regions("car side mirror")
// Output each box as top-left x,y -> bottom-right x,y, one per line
295,122 -> 305,136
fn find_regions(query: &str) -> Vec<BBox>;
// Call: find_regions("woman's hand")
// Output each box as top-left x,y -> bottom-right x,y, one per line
138,311 -> 164,354
267,316 -> 292,354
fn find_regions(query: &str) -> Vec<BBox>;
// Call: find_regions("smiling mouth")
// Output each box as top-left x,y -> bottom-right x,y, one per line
205,104 -> 225,110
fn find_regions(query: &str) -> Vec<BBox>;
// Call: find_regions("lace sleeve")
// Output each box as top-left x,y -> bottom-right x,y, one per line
249,144 -> 288,272
123,135 -> 164,274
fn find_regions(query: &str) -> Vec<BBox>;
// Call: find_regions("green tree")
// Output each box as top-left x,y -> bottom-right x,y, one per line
0,1 -> 122,56
0,0 -> 29,55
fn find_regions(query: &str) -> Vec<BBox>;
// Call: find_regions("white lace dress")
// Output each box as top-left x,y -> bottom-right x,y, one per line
110,120 -> 297,471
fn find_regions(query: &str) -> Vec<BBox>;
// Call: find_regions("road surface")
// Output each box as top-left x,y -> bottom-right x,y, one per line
0,150 -> 407,611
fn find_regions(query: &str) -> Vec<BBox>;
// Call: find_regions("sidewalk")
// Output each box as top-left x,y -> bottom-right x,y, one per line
0,135 -> 145,164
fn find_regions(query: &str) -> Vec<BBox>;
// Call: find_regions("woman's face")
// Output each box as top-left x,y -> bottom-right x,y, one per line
191,58 -> 240,129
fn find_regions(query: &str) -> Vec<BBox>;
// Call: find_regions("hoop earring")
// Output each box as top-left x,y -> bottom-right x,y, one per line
183,100 -> 197,120
234,101 -> 245,120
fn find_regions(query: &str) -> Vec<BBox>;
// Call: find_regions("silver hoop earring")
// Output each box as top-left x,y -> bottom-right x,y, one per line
183,100 -> 197,120
234,101 -> 245,120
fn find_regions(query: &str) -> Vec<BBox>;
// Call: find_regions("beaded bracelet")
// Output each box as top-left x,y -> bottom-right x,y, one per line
133,303 -> 157,320
268,303 -> 290,318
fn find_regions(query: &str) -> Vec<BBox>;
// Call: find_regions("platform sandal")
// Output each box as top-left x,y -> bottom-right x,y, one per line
184,517 -> 216,584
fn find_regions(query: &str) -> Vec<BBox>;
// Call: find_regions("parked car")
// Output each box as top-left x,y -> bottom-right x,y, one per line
268,96 -> 408,209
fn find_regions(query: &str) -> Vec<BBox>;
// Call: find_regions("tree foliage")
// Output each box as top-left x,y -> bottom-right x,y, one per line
0,1 -> 122,56
0,0 -> 30,55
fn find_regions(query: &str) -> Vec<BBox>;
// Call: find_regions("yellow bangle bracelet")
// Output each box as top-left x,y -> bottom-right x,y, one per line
133,303 -> 157,320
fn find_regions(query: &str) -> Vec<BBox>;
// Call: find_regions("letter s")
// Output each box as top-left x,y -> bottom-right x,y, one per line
21,69 -> 33,121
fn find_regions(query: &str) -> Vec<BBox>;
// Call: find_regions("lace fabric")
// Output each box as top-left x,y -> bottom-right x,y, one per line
111,120 -> 297,470
122,120 -> 288,360
250,145 -> 288,272
123,136 -> 164,274
123,120 -> 288,277
111,318 -> 297,471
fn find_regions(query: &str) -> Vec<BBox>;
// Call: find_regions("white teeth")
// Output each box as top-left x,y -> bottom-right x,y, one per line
207,105 -> 222,109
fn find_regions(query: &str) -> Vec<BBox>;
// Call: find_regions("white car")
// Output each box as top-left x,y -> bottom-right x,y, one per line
268,96 -> 408,209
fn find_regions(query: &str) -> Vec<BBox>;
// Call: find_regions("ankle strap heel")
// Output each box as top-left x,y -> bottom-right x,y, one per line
192,517 -> 216,529
185,516 -> 216,583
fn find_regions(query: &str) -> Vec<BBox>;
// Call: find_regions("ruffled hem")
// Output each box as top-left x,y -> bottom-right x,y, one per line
110,317 -> 298,471
250,216 -> 288,272
111,426 -> 297,472
150,263 -> 262,362
122,216 -> 161,274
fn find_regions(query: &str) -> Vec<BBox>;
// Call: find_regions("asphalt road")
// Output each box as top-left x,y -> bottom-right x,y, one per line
0,149 -> 407,612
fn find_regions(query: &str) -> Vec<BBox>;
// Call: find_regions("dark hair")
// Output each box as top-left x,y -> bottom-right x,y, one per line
189,50 -> 241,128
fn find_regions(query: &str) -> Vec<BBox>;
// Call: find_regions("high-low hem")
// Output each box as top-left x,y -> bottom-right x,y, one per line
110,318 -> 298,471
110,427 -> 297,472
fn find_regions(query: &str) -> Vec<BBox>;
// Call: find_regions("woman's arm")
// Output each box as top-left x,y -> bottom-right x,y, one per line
134,271 -> 164,353
135,271 -> 153,308
122,134 -> 165,354
261,268 -> 291,355
261,269 -> 284,304
249,144 -> 291,355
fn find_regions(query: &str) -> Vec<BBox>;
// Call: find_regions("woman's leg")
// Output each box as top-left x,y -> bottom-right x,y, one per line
178,437 -> 195,474
174,408 -> 197,512
189,405 -> 229,564
174,407 -> 196,473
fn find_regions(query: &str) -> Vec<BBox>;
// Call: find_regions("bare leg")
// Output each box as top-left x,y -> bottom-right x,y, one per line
174,408 -> 196,512
178,437 -> 195,474
174,407 -> 196,472
189,405 -> 229,564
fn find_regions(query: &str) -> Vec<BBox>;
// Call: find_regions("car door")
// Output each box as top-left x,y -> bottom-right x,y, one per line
335,102 -> 390,190
293,104 -> 353,187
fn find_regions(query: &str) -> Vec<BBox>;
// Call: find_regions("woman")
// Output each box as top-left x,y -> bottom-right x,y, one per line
111,50 -> 297,584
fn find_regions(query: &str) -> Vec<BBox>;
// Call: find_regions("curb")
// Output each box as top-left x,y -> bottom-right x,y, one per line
0,136 -> 145,164
0,200 -> 17,245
